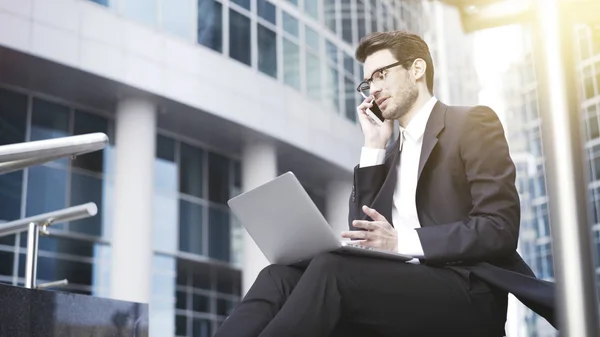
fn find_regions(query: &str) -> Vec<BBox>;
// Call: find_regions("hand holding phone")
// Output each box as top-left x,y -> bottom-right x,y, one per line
357,96 -> 393,149
365,99 -> 385,125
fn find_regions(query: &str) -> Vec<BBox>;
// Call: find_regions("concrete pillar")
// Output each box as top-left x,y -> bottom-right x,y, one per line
110,97 -> 156,303
241,140 -> 277,294
326,179 -> 352,238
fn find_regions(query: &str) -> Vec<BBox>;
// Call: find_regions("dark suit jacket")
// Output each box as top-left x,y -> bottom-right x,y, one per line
348,101 -> 557,328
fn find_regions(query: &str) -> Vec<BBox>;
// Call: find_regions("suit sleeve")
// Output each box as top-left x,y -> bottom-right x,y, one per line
416,106 -> 520,264
348,164 -> 388,231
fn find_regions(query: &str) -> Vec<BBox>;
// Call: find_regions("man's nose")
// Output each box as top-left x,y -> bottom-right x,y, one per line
370,83 -> 382,97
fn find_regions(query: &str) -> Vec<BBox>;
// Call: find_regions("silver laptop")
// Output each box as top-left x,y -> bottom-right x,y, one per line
227,171 -> 413,266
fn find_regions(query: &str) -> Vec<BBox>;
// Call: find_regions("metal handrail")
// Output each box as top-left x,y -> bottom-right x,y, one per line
0,203 -> 98,289
0,203 -> 98,238
0,132 -> 108,174
0,132 -> 108,290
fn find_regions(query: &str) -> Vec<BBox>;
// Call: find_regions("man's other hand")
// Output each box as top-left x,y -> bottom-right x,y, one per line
342,205 -> 398,252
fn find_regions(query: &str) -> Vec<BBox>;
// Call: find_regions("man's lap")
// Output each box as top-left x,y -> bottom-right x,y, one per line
266,252 -> 506,336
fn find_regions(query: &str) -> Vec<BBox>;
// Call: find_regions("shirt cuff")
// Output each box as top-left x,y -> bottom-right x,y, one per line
397,228 -> 425,258
359,147 -> 386,168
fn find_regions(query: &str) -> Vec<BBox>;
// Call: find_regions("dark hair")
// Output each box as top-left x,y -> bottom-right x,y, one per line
355,30 -> 435,95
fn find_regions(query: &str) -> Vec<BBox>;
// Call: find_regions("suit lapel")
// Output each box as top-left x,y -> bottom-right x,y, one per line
418,101 -> 447,182
367,136 -> 401,226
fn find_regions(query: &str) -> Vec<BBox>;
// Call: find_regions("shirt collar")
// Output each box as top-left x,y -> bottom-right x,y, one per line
399,96 -> 438,142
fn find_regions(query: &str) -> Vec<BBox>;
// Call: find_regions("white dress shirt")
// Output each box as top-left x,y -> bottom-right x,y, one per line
359,96 -> 438,263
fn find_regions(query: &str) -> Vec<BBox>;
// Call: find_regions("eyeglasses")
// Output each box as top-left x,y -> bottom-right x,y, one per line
356,61 -> 404,98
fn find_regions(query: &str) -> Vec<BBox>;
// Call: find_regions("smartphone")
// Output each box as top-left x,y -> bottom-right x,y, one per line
366,100 -> 385,125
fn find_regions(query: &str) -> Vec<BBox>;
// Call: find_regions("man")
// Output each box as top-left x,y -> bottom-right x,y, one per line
214,31 -> 555,337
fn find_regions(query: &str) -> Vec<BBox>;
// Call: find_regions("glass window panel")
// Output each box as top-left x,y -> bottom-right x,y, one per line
180,143 -> 204,198
151,254 -> 176,335
589,115 -> 600,140
198,0 -> 223,53
36,255 -> 93,286
0,88 -> 27,146
231,0 -> 250,10
325,40 -> 338,64
0,89 -> 27,222
192,293 -> 210,313
73,111 -> 108,174
192,318 -> 212,337
26,166 -> 67,220
283,39 -> 301,90
216,267 -> 241,295
381,4 -> 389,32
341,0 -> 352,43
286,0 -> 298,6
257,0 -> 276,25
217,298 -> 236,316
306,53 -> 322,100
229,9 -> 252,66
34,235 -> 95,258
160,0 -> 194,39
370,0 -> 377,33
230,215 -> 244,268
31,98 -> 70,141
154,137 -> 178,252
345,76 -> 356,121
357,0 -> 366,40
257,24 -> 278,78
91,245 -> 111,297
70,173 -> 104,236
176,290 -> 187,310
0,171 -> 22,222
304,0 -> 319,19
155,135 -> 177,191
157,135 -> 175,161
179,200 -> 204,255
176,315 -> 188,336
579,30 -> 591,59
191,262 -> 211,289
325,66 -> 340,112
208,152 -> 230,204
209,207 -> 230,262
596,64 -> 600,96
343,54 -> 354,76
324,1 -> 336,33
585,76 -> 595,99
0,250 -> 14,277
233,161 -> 241,189
177,260 -> 189,286
154,191 -> 179,252
305,26 -> 320,52
592,30 -> 600,55
282,11 -> 299,37
122,0 -> 158,27
0,233 -> 15,247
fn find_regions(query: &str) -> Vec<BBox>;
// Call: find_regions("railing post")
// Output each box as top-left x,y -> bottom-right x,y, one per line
534,0 -> 600,335
24,222 -> 39,289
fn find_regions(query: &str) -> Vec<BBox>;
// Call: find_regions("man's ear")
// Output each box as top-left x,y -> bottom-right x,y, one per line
411,58 -> 427,81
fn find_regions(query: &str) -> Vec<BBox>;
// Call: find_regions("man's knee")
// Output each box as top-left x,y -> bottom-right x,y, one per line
257,264 -> 302,285
308,252 -> 345,273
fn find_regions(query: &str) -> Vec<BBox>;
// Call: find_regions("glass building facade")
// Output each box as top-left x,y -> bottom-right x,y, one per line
86,0 -> 425,122
0,1 -> 427,336
505,26 -> 600,336
0,86 -> 247,336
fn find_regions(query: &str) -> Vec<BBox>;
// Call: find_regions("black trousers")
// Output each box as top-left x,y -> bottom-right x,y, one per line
214,253 -> 507,337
